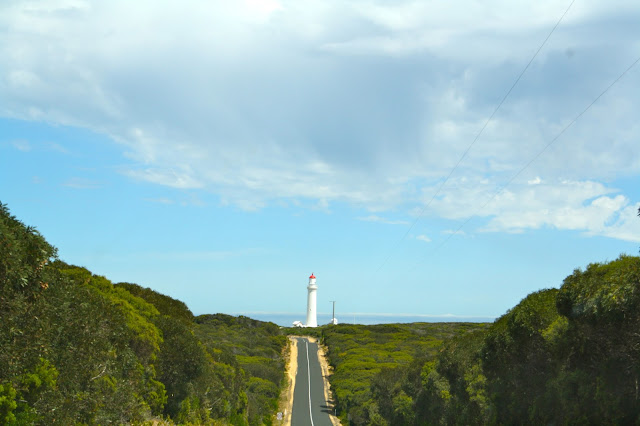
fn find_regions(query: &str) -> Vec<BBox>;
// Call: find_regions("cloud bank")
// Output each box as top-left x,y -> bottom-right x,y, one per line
1,0 -> 639,240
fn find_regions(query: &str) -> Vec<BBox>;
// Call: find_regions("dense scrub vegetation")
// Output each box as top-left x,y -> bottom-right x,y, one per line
0,202 -> 287,425
3,200 -> 638,424
320,322 -> 489,424
323,255 -> 640,425
194,314 -> 287,425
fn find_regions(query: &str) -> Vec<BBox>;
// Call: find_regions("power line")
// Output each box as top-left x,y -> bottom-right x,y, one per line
373,0 -> 576,275
418,53 -> 640,265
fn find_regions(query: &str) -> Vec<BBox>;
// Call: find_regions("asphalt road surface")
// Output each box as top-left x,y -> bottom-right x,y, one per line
291,337 -> 334,426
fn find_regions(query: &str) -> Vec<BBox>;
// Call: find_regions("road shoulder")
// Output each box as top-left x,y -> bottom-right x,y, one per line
277,336 -> 298,426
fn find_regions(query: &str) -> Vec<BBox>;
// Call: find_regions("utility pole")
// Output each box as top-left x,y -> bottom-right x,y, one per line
329,300 -> 336,325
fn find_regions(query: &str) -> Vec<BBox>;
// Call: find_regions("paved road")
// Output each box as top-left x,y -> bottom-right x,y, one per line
291,337 -> 334,426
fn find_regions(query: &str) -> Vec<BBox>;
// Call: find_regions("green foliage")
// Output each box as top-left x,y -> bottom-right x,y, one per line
154,315 -> 212,420
0,357 -> 58,424
0,202 -> 56,295
7,199 -> 639,424
323,256 -> 640,424
416,328 -> 492,425
18,358 -> 58,404
195,313 -> 287,425
557,255 -> 640,323
116,282 -> 194,324
550,255 -> 640,423
0,202 -> 289,425
397,256 -> 640,425
57,264 -> 163,363
0,207 -> 159,424
175,395 -> 208,425
0,383 -> 17,424
481,289 -> 561,423
36,270 -> 161,424
321,322 -> 488,425
386,390 -> 413,425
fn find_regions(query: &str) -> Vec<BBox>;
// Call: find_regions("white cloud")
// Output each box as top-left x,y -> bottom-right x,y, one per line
124,167 -> 204,189
1,0 -> 639,240
244,0 -> 283,23
325,1 -> 577,59
46,142 -> 71,154
11,139 -> 31,151
423,178 -> 640,242
528,177 -> 542,185
8,70 -> 41,89
585,203 -> 640,242
416,234 -> 431,243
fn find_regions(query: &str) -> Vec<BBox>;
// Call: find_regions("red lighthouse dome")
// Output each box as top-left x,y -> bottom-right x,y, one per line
309,273 -> 316,279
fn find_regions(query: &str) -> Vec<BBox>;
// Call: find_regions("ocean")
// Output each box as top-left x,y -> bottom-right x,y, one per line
230,312 -> 495,327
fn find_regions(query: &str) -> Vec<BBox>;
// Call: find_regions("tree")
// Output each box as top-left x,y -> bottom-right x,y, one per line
481,289 -> 560,424
553,256 -> 640,423
0,201 -> 291,424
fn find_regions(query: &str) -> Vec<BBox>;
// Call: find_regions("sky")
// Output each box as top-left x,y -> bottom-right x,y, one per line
1,0 -> 639,321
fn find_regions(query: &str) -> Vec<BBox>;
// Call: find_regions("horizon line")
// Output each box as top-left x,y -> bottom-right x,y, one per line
230,311 -> 497,319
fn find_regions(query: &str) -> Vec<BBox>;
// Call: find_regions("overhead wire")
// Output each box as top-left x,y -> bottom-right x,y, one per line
373,0 -> 577,275
416,53 -> 640,266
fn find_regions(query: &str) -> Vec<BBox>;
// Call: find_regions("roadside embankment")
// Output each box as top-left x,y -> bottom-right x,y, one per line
277,336 -> 298,426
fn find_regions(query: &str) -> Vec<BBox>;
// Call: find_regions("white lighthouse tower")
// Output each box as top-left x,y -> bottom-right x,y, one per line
306,273 -> 318,327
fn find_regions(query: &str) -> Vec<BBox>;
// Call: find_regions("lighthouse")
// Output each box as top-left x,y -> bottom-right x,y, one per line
306,273 -> 318,327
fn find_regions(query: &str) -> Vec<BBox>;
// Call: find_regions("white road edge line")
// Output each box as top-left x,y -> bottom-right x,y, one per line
306,340 -> 315,426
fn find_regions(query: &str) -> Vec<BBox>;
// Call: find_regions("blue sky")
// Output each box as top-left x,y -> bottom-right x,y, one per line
1,0 -> 639,320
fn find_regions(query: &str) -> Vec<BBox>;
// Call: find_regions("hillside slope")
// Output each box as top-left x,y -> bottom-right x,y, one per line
0,202 -> 286,425
320,256 -> 640,425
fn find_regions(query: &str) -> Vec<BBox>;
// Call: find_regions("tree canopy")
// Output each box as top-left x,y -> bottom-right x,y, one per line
0,201 -> 287,425
320,255 -> 640,425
